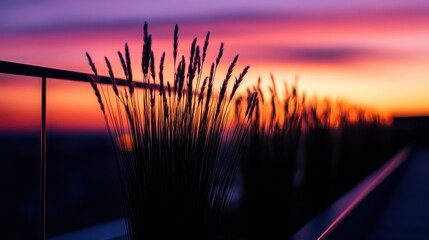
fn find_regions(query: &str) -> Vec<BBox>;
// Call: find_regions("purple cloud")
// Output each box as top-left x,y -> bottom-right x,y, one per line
246,46 -> 394,64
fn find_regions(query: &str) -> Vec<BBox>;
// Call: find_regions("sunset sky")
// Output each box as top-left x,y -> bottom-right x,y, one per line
1,0 -> 429,132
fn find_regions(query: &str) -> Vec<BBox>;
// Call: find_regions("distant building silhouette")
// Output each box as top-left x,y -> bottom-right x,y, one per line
393,116 -> 429,145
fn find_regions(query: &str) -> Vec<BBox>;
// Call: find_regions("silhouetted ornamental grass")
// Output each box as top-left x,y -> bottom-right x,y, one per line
235,75 -> 393,236
86,22 -> 256,239
236,75 -> 303,238
300,96 -> 396,216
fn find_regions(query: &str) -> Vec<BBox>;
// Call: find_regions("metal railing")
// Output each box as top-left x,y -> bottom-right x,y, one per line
291,146 -> 411,240
1,60 -> 414,239
0,60 -> 153,240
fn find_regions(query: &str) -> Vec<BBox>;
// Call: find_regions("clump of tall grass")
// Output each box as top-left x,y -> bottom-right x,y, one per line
298,90 -> 393,225
86,22 -> 255,239
236,74 -> 388,236
237,75 -> 303,238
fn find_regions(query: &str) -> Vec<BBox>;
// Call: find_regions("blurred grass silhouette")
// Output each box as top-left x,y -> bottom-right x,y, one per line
236,75 -> 406,238
85,22 -> 409,239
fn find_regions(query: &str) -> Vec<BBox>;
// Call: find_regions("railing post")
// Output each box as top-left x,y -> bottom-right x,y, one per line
41,76 -> 47,240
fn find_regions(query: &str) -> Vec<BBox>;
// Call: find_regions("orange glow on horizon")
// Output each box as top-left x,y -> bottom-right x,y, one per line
117,133 -> 133,152
0,77 -> 41,132
1,11 -> 429,131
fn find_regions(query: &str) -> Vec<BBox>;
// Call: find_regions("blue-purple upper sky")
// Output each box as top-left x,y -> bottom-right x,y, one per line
2,0 -> 429,32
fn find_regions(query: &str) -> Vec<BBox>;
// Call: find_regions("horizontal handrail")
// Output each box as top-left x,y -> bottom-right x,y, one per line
0,60 -> 154,89
291,146 -> 411,240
